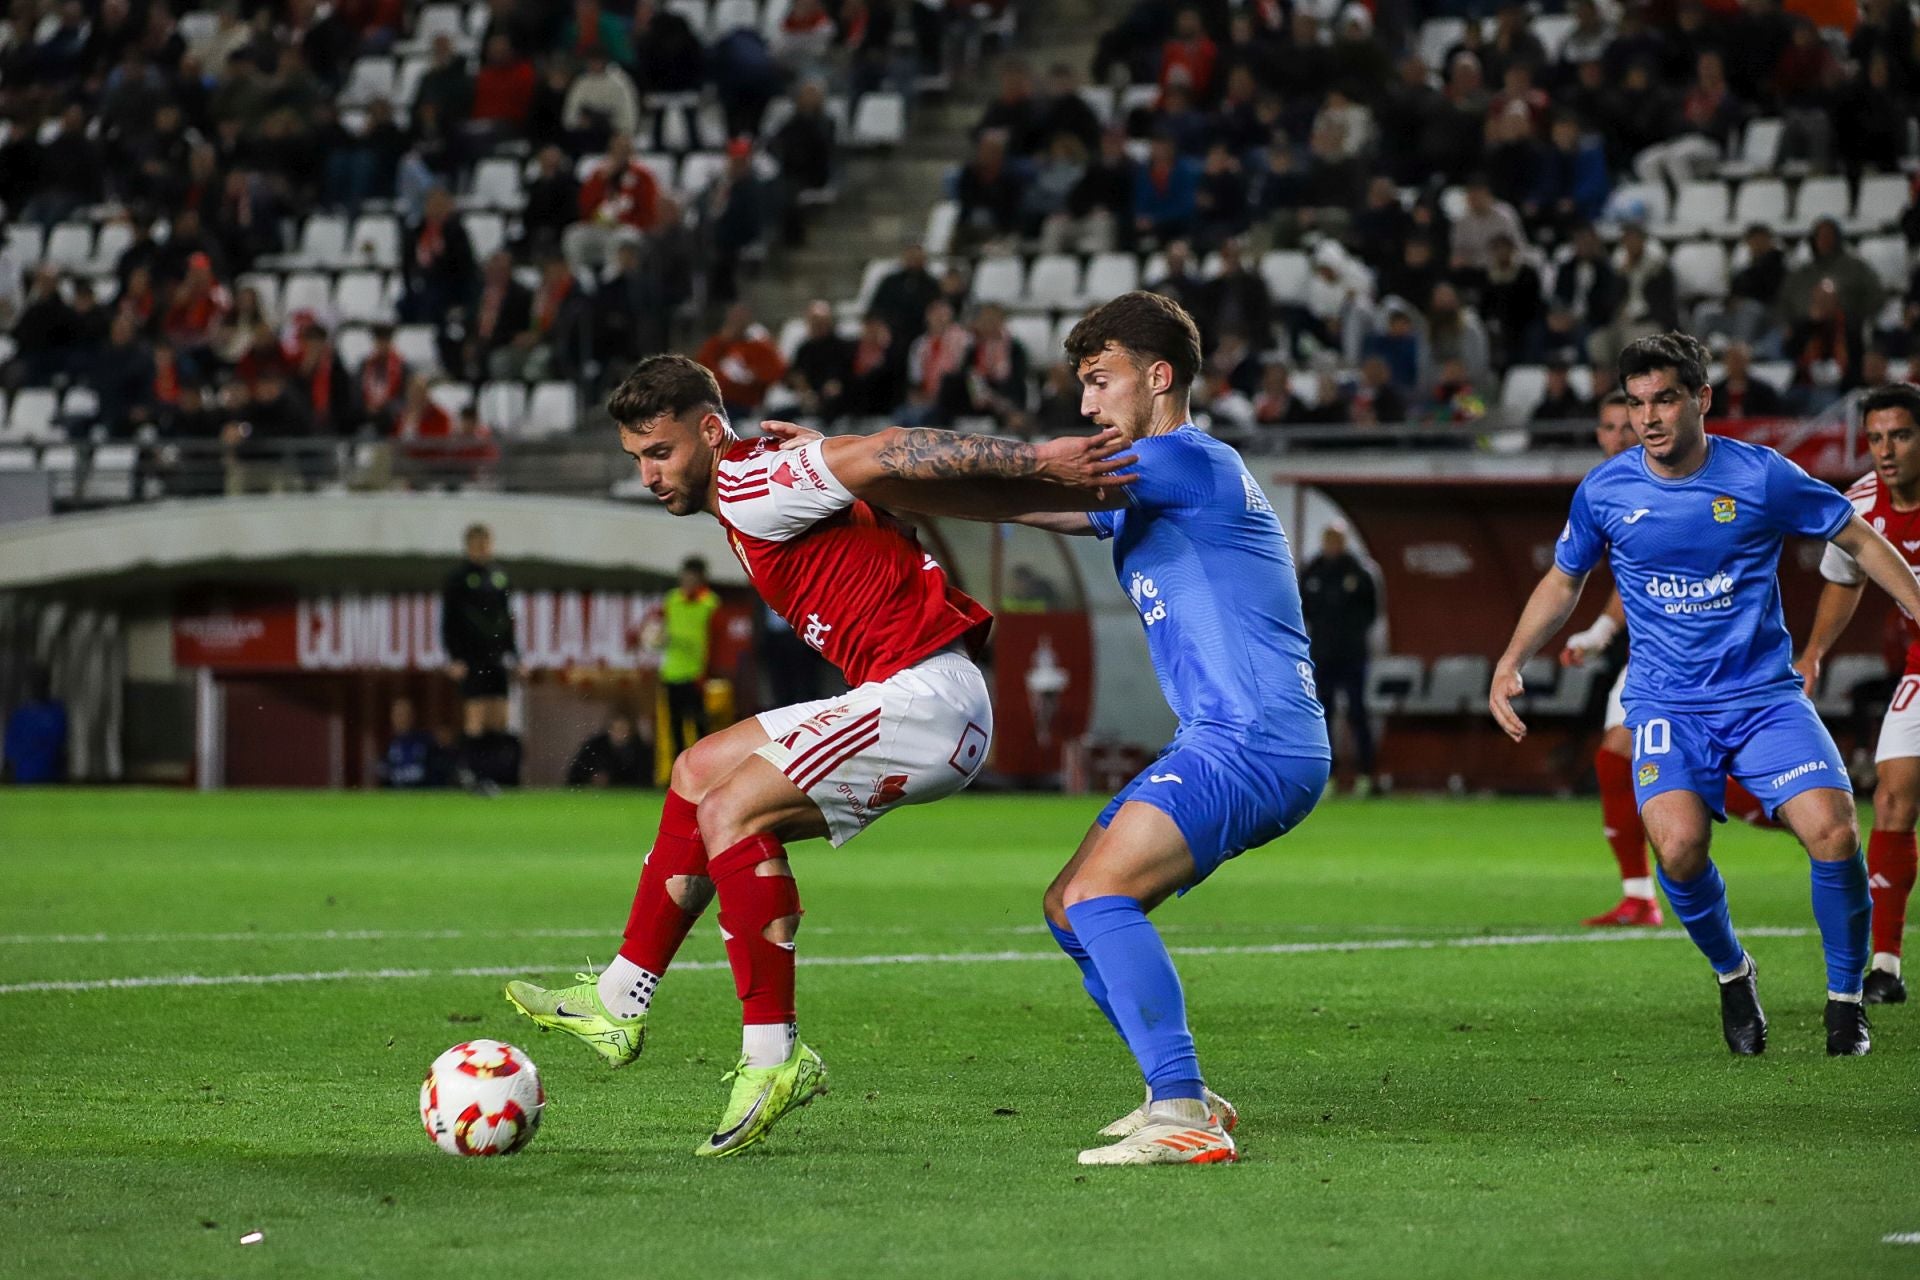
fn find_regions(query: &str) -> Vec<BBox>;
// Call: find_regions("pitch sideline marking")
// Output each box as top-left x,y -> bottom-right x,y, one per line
0,926 -> 1818,996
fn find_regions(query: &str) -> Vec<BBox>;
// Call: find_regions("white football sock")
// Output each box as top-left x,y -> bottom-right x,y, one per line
1871,951 -> 1902,978
1621,876 -> 1655,900
1715,953 -> 1753,983
596,955 -> 659,1020
1147,1096 -> 1211,1126
1829,988 -> 1863,1004
742,1021 -> 797,1068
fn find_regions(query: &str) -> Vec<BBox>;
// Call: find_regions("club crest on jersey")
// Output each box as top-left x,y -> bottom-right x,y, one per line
1711,496 -> 1736,524
1638,763 -> 1660,786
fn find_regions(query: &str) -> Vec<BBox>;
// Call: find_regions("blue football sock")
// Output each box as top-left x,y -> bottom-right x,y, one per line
1063,895 -> 1203,1104
1047,918 -> 1125,1040
1657,860 -> 1746,974
1809,852 -> 1871,997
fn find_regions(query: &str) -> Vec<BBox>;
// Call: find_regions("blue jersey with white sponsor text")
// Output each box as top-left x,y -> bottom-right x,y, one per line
1554,436 -> 1854,713
1087,425 -> 1329,756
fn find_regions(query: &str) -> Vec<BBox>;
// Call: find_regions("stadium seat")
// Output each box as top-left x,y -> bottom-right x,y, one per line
1669,241 -> 1729,300
467,158 -> 524,211
282,272 -> 334,320
1663,180 -> 1730,238
394,325 -> 441,373
711,0 -> 757,35
1730,177 -> 1788,230
428,381 -> 474,417
775,317 -> 807,360
1720,118 -> 1784,179
462,213 -> 506,262
852,257 -> 897,315
410,3 -> 470,49
1405,655 -> 1489,715
658,101 -> 697,153
1515,657 -> 1602,717
524,382 -> 580,437
86,221 -> 133,276
667,0 -> 709,39
1749,360 -> 1793,394
1416,17 -> 1468,72
850,93 -> 907,147
970,255 -> 1025,307
478,381 -> 529,434
1786,176 -> 1849,235
1858,235 -> 1910,293
60,386 -> 98,423
1604,181 -> 1670,229
678,151 -> 727,197
1006,314 -> 1052,362
349,214 -> 401,269
334,326 -> 374,370
1077,85 -> 1115,126
177,10 -> 218,45
44,221 -> 93,271
924,201 -> 960,255
1023,254 -> 1082,310
1259,251 -> 1310,305
1365,655 -> 1425,714
340,56 -> 397,108
1531,13 -> 1575,60
1816,653 -> 1888,718
7,223 -> 44,268
238,271 -> 281,321
1851,174 -> 1910,234
39,444 -> 77,499
1081,252 -> 1138,305
1499,365 -> 1547,421
287,214 -> 350,270
395,56 -> 429,107
333,271 -> 391,325
1117,84 -> 1160,120
1049,313 -> 1079,356
81,443 -> 136,502
5,389 -> 59,441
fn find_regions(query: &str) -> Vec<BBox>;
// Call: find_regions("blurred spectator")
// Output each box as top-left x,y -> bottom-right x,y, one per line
844,314 -> 908,418
698,138 -> 773,305
1634,50 -> 1745,191
787,300 -> 856,421
1133,134 -> 1202,246
291,324 -> 354,435
1353,177 -> 1414,275
358,323 -> 410,431
1786,279 -> 1859,408
696,303 -> 787,419
595,239 -> 675,365
1591,222 -> 1677,366
1196,238 -> 1273,353
472,34 -> 537,140
975,59 -> 1044,156
376,697 -> 440,788
658,556 -> 720,762
162,253 -> 233,363
1450,175 -> 1525,276
416,33 -> 474,128
770,80 -> 838,198
563,49 -> 641,148
566,132 -> 662,270
1531,360 -> 1597,423
568,713 -> 650,787
1052,127 -> 1132,254
1425,356 -> 1488,424
1023,135 -> 1089,241
1034,361 -> 1087,432
869,243 -> 941,344
903,298 -> 971,425
1710,342 -> 1786,419
1145,239 -> 1205,317
1837,52 -> 1909,184
773,0 -> 837,78
956,303 -> 1031,427
492,257 -> 591,381
1697,224 -> 1787,350
1424,283 -> 1491,393
1159,8 -> 1219,101
1482,234 -> 1544,368
1037,63 -> 1103,155
402,187 -> 477,324
632,0 -> 706,94
563,0 -> 635,66
1378,237 -> 1446,313
93,314 -> 158,436
1351,355 -> 1409,425
1525,115 -> 1610,241
224,372 -> 318,493
1252,363 -> 1310,427
520,145 -> 581,255
1193,142 -> 1252,249
1359,306 -> 1425,393
24,104 -> 102,225
1779,219 -> 1883,333
1546,223 -> 1622,359
2,672 -> 67,785
957,129 -> 1022,249
457,251 -> 532,381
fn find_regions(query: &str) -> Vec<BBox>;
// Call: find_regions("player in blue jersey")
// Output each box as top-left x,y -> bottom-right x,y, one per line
1491,332 -> 1920,1056
1004,292 -> 1331,1163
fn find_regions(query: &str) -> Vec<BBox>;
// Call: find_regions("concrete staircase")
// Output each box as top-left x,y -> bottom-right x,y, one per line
740,0 -> 1106,328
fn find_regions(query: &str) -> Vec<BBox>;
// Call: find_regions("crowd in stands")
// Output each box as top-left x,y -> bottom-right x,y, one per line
0,0 -> 982,489
814,0 -> 1920,443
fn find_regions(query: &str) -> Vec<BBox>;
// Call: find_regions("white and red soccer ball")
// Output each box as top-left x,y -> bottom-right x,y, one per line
420,1040 -> 544,1157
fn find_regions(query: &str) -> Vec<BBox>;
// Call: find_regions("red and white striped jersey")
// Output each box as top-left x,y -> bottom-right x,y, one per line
1822,471 -> 1920,673
711,437 -> 992,688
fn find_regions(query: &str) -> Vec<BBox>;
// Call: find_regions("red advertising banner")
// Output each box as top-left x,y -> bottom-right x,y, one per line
1712,417 -> 1862,480
174,590 -> 668,672
991,612 -> 1095,779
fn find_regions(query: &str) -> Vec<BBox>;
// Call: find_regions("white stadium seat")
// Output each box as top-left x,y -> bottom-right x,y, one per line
1364,654 -> 1426,714
1787,176 -> 1849,235
468,158 -> 524,210
1663,180 -> 1730,238
924,201 -> 959,256
394,325 -> 441,373
340,56 -> 397,107
1082,251 -> 1139,304
5,389 -> 59,442
524,382 -> 580,438
334,326 -> 374,370
462,213 -> 506,262
1500,365 -> 1547,421
282,272 -> 333,320
411,3 -> 469,48
1022,254 -> 1082,310
1858,235 -> 1911,293
349,215 -> 401,269
850,93 -> 906,147
1720,118 -> 1784,179
7,224 -> 45,268
478,381 -> 529,434
970,255 -> 1025,307
88,222 -> 133,276
711,0 -> 757,35
1669,241 -> 1729,300
1417,18 -> 1467,72
1405,655 -> 1490,715
678,151 -> 727,197
1259,251 -> 1310,305
44,222 -> 92,270
289,214 -> 350,269
237,272 -> 281,322
1005,315 -> 1052,362
1851,174 -> 1911,234
429,381 -> 474,417
1730,177 -> 1788,230
333,271 -> 391,324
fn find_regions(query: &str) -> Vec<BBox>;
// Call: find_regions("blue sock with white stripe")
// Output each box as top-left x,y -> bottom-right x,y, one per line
1657,860 -> 1746,974
1809,852 -> 1871,998
1047,918 -> 1124,1040
1063,895 -> 1203,1104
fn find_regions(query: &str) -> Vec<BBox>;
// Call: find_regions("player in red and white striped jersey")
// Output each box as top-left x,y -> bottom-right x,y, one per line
507,354 -> 1134,1156
1797,383 -> 1920,1005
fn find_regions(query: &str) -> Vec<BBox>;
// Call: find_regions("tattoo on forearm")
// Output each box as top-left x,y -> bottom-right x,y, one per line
874,429 -> 1041,481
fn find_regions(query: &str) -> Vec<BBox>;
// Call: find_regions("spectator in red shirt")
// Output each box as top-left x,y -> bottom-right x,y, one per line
471,34 -> 536,137
162,252 -> 232,360
1159,8 -> 1219,103
694,302 -> 789,418
564,131 -> 661,272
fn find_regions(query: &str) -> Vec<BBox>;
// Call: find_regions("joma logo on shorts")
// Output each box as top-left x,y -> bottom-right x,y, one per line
1769,760 -> 1830,789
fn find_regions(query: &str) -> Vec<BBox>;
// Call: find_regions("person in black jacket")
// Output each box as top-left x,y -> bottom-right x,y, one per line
567,713 -> 651,787
1300,521 -> 1380,793
442,523 -> 521,789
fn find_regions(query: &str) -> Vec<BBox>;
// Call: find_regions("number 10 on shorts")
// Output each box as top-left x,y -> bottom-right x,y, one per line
1633,719 -> 1671,760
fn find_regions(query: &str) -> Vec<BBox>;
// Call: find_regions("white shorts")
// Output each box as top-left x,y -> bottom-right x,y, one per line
1604,664 -> 1628,731
753,644 -> 993,846
1876,674 -> 1920,763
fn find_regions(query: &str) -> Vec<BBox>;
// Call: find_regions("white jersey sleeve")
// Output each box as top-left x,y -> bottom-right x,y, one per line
1820,474 -> 1876,586
715,440 -> 857,543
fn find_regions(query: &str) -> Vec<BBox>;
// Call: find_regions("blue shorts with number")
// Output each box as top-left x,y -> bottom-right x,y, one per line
1627,695 -> 1850,820
1097,727 -> 1330,887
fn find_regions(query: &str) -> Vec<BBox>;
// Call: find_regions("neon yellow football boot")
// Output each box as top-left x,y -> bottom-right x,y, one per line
693,1042 -> 829,1157
503,973 -> 646,1067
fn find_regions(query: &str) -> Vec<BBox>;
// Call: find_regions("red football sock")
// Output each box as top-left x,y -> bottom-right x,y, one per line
1722,778 -> 1781,829
1595,747 -> 1650,884
616,790 -> 709,974
1868,829 -> 1918,957
709,832 -> 801,1025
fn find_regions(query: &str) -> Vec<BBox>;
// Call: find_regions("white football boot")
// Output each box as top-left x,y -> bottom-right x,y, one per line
1078,1108 -> 1238,1166
1098,1085 -> 1239,1138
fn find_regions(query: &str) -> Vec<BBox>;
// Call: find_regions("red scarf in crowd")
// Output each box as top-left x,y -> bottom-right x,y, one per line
360,348 -> 405,414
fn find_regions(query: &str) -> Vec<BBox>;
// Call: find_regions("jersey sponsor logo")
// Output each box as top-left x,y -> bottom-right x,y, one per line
1644,570 -> 1736,614
802,612 -> 833,649
1128,572 -> 1169,626
1242,473 -> 1274,515
1558,522 -> 1571,544
1903,540 -> 1920,553
1768,759 -> 1830,790
867,773 -> 910,809
1149,772 -> 1184,784
1638,763 -> 1660,786
1298,660 -> 1319,701
1622,508 -> 1651,524
1711,495 -> 1737,524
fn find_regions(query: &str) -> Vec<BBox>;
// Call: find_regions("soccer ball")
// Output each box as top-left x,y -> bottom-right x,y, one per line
419,1040 -> 545,1157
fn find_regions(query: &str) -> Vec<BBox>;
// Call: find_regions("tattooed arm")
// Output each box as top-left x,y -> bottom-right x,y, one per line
812,425 -> 1137,512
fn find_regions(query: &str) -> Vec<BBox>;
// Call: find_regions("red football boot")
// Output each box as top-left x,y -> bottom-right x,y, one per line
1583,895 -> 1664,927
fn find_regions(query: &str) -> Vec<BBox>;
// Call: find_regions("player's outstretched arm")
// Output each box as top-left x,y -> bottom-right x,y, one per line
1796,580 -> 1865,697
822,425 -> 1137,509
1831,510 -> 1920,618
1491,567 -> 1590,742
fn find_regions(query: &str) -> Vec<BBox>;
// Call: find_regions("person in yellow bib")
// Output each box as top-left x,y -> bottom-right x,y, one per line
659,556 -> 721,763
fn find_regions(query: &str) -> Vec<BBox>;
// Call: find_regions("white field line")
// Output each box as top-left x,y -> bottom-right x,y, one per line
0,925 -> 1817,996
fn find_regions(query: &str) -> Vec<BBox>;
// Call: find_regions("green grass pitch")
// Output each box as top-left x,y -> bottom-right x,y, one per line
2,789 -> 1916,1278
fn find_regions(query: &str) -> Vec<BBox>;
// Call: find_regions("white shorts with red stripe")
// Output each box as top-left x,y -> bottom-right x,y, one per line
1605,664 -> 1628,731
1876,674 -> 1920,763
752,643 -> 993,846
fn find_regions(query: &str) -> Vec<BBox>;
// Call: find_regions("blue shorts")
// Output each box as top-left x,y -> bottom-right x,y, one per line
1097,729 -> 1329,887
1626,695 -> 1850,821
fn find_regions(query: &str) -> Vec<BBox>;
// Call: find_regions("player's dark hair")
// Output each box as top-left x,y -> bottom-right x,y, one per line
1860,381 -> 1920,428
607,354 -> 723,430
1617,331 -> 1709,394
1063,291 -> 1202,390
